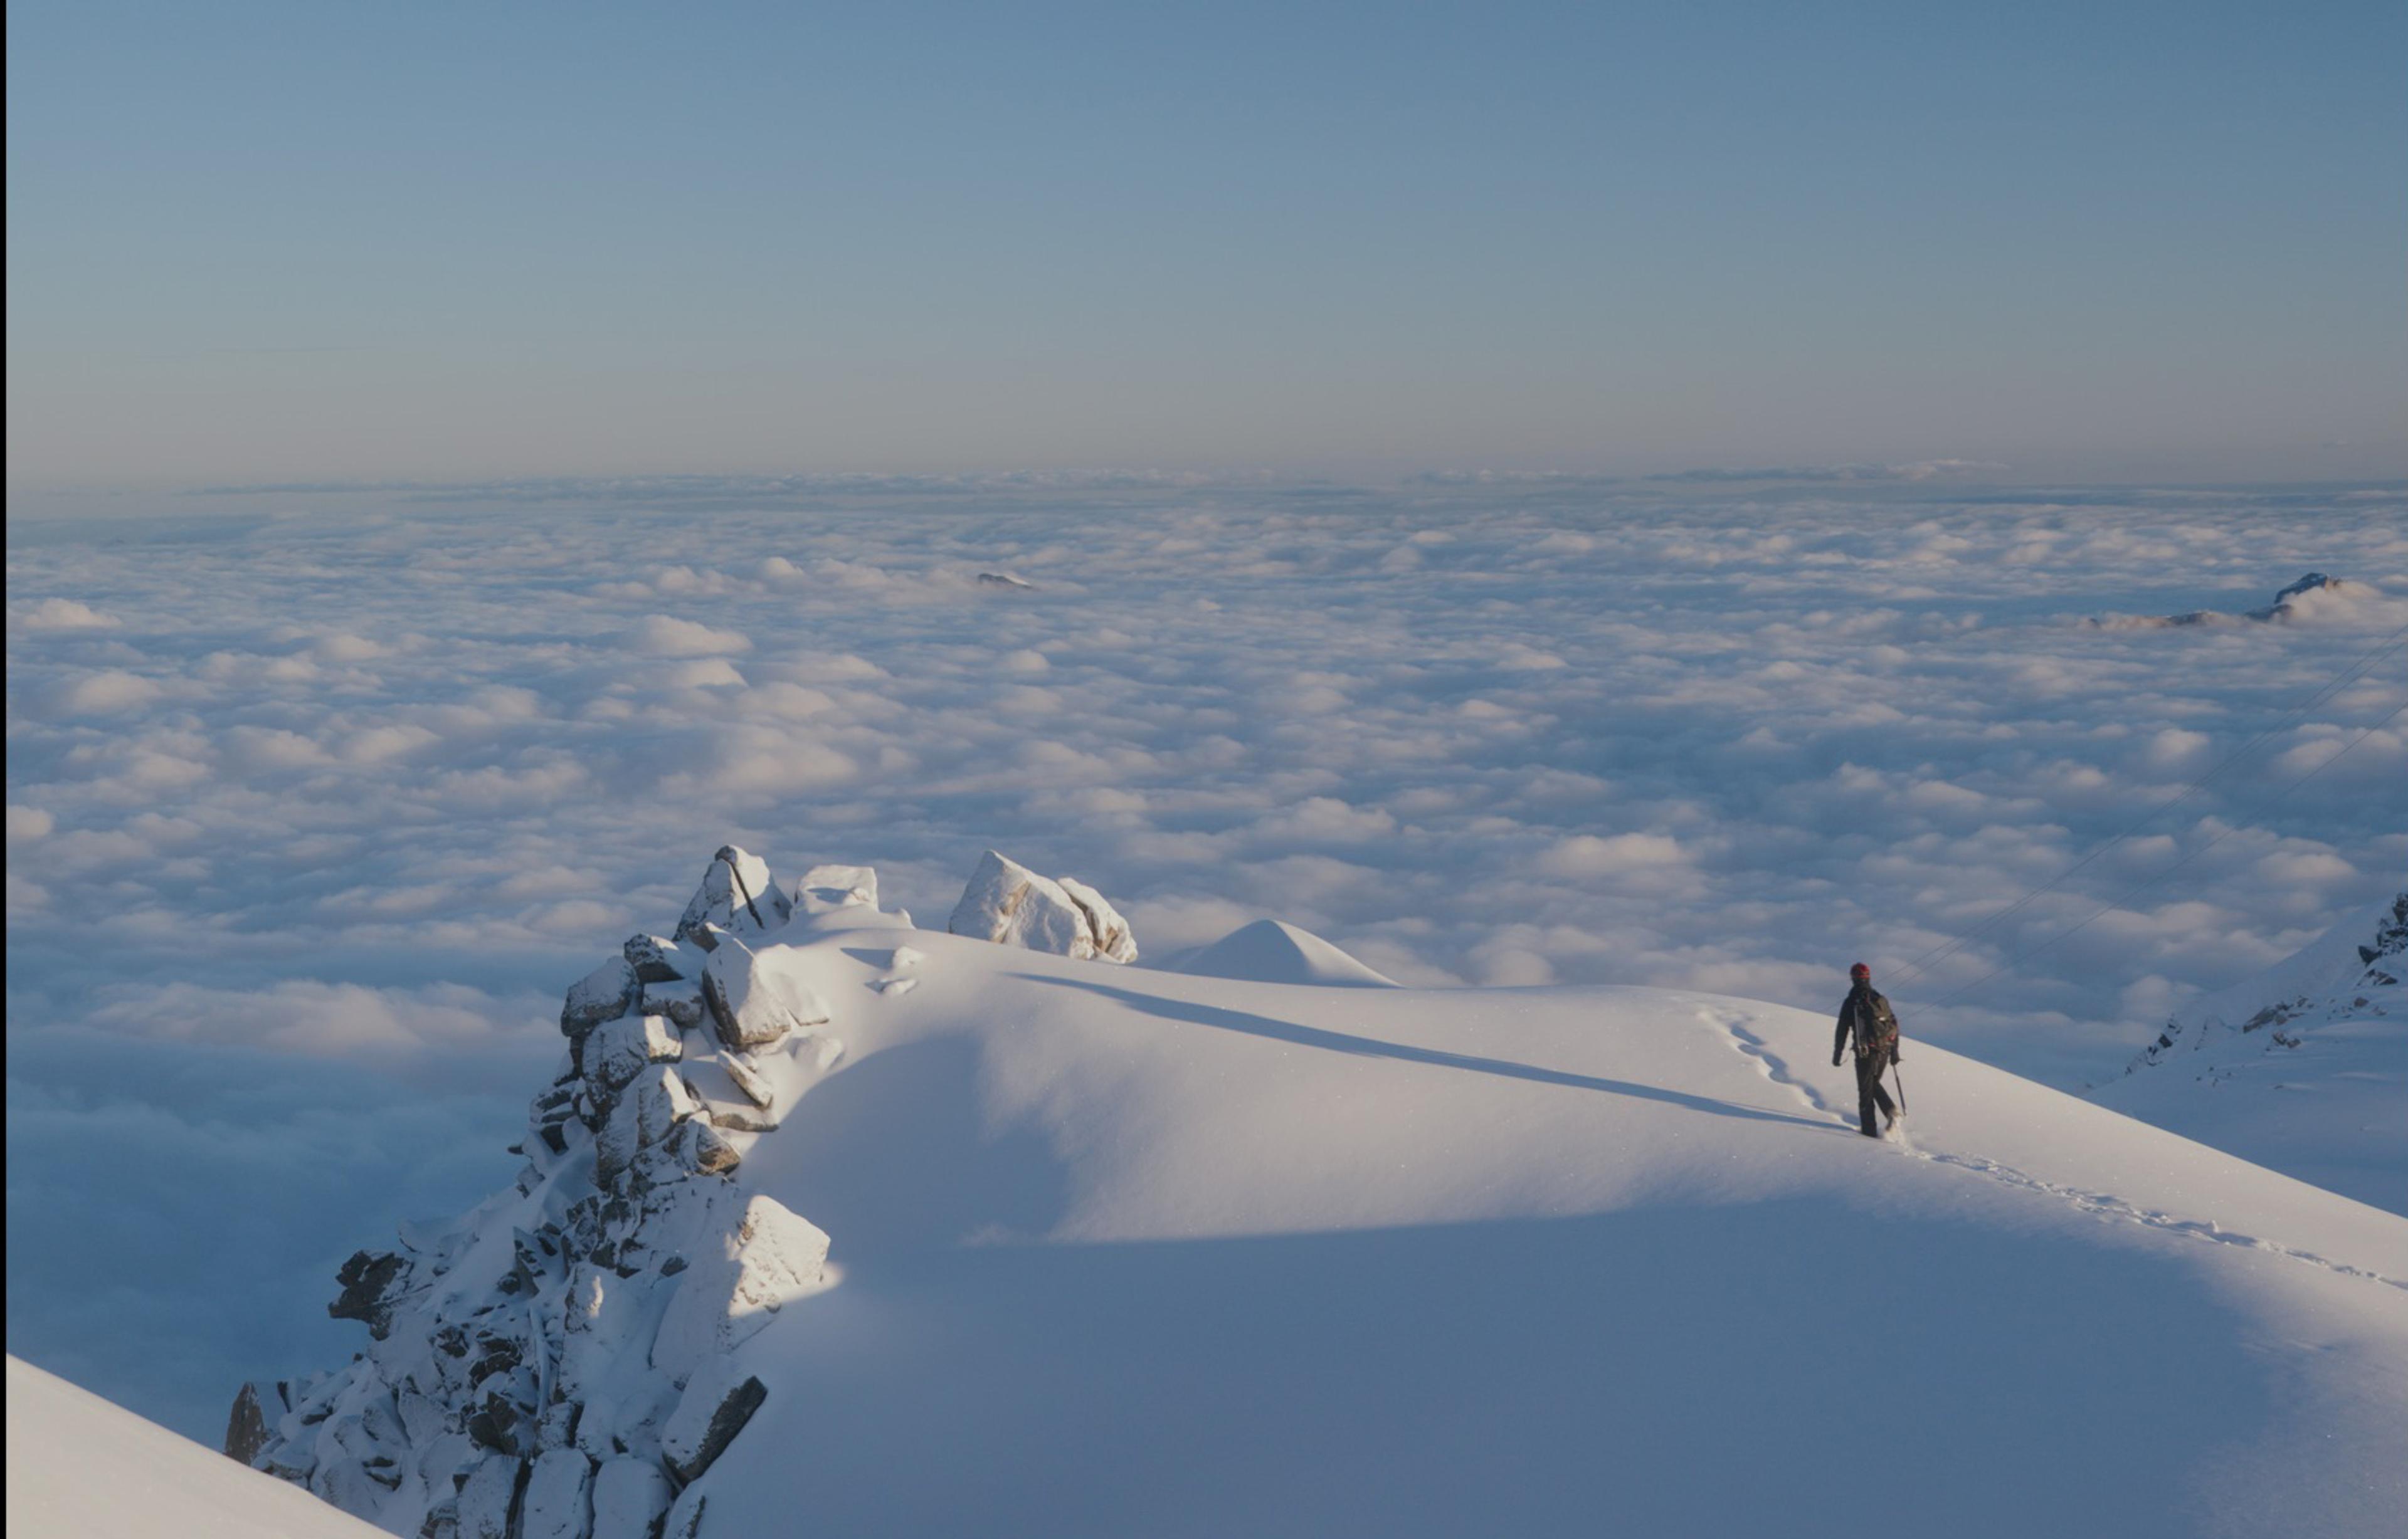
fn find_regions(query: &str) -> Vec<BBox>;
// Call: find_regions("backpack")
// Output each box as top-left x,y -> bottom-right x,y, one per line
1852,990 -> 1899,1056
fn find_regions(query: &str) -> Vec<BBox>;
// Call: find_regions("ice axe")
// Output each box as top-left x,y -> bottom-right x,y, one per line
1890,1057 -> 1908,1116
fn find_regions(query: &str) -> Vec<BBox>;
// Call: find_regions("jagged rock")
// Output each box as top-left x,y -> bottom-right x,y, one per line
224,1379 -> 285,1464
948,849 -> 1136,962
420,1498 -> 461,1539
329,1249 -> 414,1339
530,1082 -> 581,1155
675,1118 -> 744,1175
583,1014 -> 685,1097
521,1448 -> 596,1539
562,958 -> 639,1038
651,1194 -> 830,1386
591,1457 -> 675,1539
622,934 -> 695,984
2246,572 -> 2335,620
456,1452 -> 527,1539
675,846 -> 791,944
794,863 -> 879,915
716,1051 -> 776,1110
642,977 -> 707,1031
702,943 -> 830,1052
662,1360 -> 768,1485
1059,876 -> 1139,963
706,1104 -> 779,1135
593,1066 -> 702,1186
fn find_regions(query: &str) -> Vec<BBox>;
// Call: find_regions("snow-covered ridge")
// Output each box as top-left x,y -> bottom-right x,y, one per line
231,847 -> 2408,1538
231,845 -> 1138,1539
2090,888 -> 2406,1213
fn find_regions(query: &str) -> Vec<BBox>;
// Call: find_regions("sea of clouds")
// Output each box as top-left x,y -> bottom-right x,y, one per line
7,477 -> 2404,1439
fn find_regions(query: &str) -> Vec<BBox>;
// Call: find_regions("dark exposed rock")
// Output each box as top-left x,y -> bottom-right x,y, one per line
330,1249 -> 413,1339
623,933 -> 693,985
562,958 -> 640,1038
662,1372 -> 767,1484
224,1379 -> 286,1464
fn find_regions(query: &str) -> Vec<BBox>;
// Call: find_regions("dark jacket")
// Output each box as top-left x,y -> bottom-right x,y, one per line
1834,985 -> 1901,1062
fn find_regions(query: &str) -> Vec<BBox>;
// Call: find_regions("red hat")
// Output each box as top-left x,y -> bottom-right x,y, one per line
1849,961 -> 1872,979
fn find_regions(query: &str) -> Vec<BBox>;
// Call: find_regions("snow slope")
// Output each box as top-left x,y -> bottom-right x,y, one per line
2091,890 -> 2406,1216
7,1356 -> 387,1539
241,850 -> 2408,1539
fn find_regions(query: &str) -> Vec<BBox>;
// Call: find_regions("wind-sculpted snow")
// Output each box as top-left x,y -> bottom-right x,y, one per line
230,849 -> 2408,1537
6,480 -> 2406,1441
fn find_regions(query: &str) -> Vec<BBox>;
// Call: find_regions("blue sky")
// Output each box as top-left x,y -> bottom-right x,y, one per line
8,0 -> 2405,485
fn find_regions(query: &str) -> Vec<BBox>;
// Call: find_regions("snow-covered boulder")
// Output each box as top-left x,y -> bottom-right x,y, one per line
947,849 -> 1138,962
1059,876 -> 1139,964
594,1065 -> 702,1184
455,1452 -> 523,1539
702,942 -> 832,1051
622,933 -> 697,984
675,845 -> 793,944
581,1014 -> 684,1097
560,957 -> 638,1037
590,1456 -> 673,1539
521,1447 -> 594,1539
650,1193 -> 829,1387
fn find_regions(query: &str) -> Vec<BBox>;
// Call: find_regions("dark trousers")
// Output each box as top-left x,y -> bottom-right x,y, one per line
1853,1045 -> 1896,1136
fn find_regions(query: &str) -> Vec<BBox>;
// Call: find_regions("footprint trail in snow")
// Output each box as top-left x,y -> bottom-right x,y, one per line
1694,1007 -> 2407,1293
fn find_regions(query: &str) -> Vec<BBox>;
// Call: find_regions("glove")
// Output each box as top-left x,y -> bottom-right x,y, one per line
1892,1046 -> 1903,1062
1832,1053 -> 1843,1068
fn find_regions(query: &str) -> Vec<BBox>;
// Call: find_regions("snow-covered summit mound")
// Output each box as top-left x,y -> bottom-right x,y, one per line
1173,918 -> 1397,987
2091,889 -> 2405,1214
231,846 -> 2408,1539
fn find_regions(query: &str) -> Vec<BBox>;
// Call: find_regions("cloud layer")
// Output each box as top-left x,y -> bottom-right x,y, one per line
6,479 -> 2405,1436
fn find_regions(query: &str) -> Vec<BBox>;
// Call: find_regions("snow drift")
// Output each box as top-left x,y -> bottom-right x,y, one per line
230,846 -> 2408,1539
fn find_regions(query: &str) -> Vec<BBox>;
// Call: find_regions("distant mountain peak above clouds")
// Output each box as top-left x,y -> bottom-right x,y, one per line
2086,572 -> 2398,629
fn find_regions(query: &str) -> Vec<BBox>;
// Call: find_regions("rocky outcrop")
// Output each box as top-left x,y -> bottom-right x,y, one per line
2130,890 -> 2405,1071
946,849 -> 1138,963
236,845 -> 853,1539
223,1379 -> 286,1464
676,846 -> 791,945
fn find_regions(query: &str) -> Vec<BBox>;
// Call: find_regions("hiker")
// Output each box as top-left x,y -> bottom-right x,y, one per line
1832,961 -> 1903,1138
